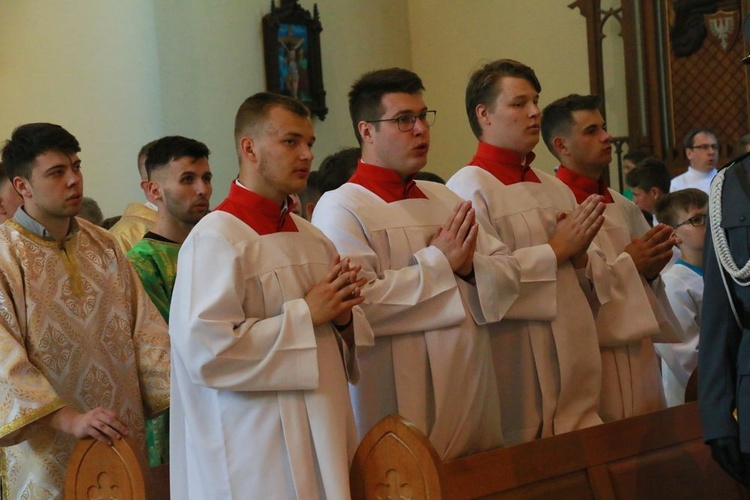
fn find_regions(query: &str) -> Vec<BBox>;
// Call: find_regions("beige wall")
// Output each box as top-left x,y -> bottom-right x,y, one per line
0,0 -> 410,217
408,0 -> 592,180
0,0 -> 599,216
0,0 -> 163,217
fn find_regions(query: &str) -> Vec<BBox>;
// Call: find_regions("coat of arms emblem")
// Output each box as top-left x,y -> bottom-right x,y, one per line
705,10 -> 740,52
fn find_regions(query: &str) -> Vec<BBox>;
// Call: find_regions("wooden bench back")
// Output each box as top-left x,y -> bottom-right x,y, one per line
350,403 -> 750,499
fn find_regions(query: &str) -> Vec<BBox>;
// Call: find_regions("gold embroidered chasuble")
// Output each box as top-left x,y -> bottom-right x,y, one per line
0,218 -> 170,499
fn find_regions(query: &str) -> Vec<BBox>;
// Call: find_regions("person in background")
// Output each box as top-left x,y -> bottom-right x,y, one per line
109,140 -> 159,251
0,162 -> 23,223
671,128 -> 718,195
127,135 -> 212,467
654,188 -> 706,407
621,150 -> 649,201
626,157 -> 671,226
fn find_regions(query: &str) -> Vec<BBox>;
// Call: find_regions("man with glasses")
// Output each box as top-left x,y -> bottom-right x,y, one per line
654,188 -> 707,407
671,128 -> 719,194
448,61 -> 607,444
540,93 -> 682,424
312,68 -> 522,460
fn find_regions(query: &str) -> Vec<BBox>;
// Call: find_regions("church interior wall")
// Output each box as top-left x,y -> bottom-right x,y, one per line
0,0 -> 598,216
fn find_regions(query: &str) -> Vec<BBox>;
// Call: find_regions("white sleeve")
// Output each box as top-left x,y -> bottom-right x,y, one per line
170,230 -> 320,392
312,197 -> 466,337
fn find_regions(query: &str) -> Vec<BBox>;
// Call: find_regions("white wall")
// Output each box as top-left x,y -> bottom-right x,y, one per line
408,0 -> 592,179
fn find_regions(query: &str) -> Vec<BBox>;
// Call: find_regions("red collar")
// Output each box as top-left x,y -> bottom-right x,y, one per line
214,181 -> 299,235
469,142 -> 540,184
555,165 -> 614,204
348,160 -> 428,202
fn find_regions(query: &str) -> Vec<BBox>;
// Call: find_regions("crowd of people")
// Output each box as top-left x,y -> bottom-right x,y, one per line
0,58 -> 747,498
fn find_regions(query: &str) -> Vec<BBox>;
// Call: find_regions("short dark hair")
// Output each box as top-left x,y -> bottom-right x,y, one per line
683,128 -> 718,150
623,150 -> 649,164
297,171 -> 321,219
144,136 -> 210,180
655,188 -> 707,228
541,94 -> 602,159
137,139 -> 159,180
625,157 -> 671,194
318,147 -> 360,193
348,68 -> 425,145
1,123 -> 80,181
234,92 -> 310,157
465,59 -> 541,139
78,197 -> 104,226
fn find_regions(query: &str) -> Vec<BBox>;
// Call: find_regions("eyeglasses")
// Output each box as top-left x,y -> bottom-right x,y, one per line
367,110 -> 437,132
689,144 -> 719,151
674,213 -> 706,228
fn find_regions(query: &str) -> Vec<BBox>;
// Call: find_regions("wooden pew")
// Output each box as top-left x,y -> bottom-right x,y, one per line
65,437 -> 169,499
350,402 -> 750,499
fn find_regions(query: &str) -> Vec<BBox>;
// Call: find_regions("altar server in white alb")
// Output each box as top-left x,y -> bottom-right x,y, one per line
169,92 -> 374,499
312,68 -> 521,460
447,60 -> 607,445
542,94 -> 683,421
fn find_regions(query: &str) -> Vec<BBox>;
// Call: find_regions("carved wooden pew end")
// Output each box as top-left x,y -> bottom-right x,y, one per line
65,437 -> 169,500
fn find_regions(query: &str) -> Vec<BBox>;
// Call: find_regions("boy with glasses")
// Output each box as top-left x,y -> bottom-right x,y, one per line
654,188 -> 708,407
312,68 -> 522,459
671,128 -> 719,194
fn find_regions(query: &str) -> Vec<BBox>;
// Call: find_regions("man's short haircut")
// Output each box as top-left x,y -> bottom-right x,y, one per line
0,163 -> 8,186
234,92 -> 310,160
1,123 -> 80,181
623,150 -> 649,164
655,188 -> 707,228
137,139 -> 159,180
683,127 -> 718,150
540,94 -> 602,159
348,68 -> 425,145
318,147 -> 360,193
625,157 -> 671,194
144,136 -> 211,180
78,197 -> 105,226
297,171 -> 321,219
465,59 -> 541,139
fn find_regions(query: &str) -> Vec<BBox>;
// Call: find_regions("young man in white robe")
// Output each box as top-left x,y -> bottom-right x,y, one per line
541,93 -> 684,421
447,59 -> 607,445
0,123 -> 170,499
312,68 -> 522,460
169,92 -> 374,499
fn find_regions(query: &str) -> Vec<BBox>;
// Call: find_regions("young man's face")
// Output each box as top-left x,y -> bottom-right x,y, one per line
685,132 -> 718,173
479,76 -> 540,156
14,150 -> 83,223
360,92 -> 430,178
153,156 -> 212,226
251,105 -> 315,202
631,186 -> 662,214
559,109 -> 613,175
673,205 -> 706,253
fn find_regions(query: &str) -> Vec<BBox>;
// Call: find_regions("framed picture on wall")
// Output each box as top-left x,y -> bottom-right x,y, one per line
262,0 -> 328,120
